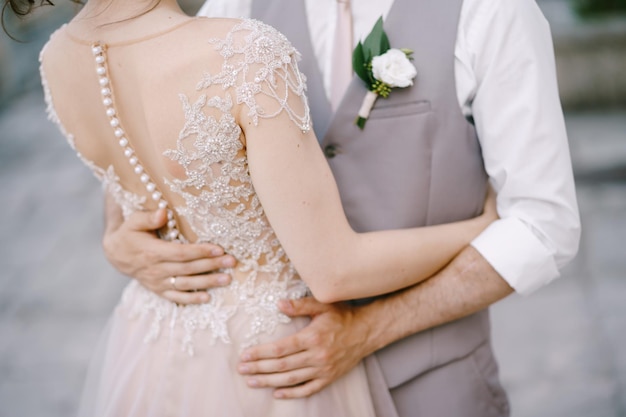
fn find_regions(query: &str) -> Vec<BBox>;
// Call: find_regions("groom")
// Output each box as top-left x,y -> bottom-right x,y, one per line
102,0 -> 580,415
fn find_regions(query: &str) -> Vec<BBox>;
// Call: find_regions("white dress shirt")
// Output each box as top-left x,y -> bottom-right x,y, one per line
197,0 -> 581,295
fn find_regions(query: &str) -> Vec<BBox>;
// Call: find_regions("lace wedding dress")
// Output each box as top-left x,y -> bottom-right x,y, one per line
40,17 -> 376,417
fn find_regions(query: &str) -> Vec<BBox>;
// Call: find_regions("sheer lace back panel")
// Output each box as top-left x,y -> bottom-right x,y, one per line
40,18 -> 313,353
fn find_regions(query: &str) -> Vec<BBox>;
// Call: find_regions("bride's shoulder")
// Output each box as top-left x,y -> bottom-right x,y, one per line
39,24 -> 67,58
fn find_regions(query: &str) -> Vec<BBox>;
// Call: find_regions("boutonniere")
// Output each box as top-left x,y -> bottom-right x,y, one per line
352,17 -> 417,129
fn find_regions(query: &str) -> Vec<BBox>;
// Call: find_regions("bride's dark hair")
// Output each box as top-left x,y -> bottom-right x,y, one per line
3,0 -> 53,17
2,0 -> 81,38
2,0 -> 161,38
2,0 -> 83,20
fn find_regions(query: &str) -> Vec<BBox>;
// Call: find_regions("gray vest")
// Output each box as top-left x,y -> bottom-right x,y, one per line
253,0 -> 489,396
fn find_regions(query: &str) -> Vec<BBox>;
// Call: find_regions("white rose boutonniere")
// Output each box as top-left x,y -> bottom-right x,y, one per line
353,17 -> 417,129
372,49 -> 417,88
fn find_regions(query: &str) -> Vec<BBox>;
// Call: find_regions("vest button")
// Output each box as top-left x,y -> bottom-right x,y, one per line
324,144 -> 340,158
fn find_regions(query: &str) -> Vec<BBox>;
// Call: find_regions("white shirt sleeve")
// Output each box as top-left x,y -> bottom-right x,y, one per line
196,0 -> 252,18
459,0 -> 581,294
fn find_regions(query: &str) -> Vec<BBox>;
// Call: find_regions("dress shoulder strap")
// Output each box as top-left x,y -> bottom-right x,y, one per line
197,19 -> 312,133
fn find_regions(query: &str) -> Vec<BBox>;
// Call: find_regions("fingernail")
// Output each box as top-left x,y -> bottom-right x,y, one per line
238,364 -> 249,374
241,353 -> 251,362
278,299 -> 293,313
275,391 -> 285,399
217,274 -> 230,285
222,256 -> 236,267
247,378 -> 258,387
211,248 -> 224,256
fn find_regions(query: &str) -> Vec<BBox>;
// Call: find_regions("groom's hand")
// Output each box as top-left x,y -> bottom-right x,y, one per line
238,297 -> 371,398
103,208 -> 235,305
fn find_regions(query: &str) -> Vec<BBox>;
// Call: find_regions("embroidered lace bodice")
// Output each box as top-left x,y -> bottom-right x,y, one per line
40,18 -> 313,354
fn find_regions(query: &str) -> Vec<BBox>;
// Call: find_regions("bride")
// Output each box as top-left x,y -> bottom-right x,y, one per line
14,0 -> 495,414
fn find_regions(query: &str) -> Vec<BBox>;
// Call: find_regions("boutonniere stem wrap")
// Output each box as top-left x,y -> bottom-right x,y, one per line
352,17 -> 417,129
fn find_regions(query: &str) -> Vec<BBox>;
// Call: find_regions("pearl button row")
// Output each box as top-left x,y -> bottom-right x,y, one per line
91,43 -> 179,241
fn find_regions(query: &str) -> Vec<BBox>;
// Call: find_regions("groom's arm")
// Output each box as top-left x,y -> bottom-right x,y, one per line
237,245 -> 512,398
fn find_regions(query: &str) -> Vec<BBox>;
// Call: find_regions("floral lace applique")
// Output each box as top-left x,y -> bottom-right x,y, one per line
121,281 -> 237,355
121,275 -> 308,355
234,268 -> 307,349
40,19 -> 313,356
199,19 -> 311,132
156,19 -> 313,354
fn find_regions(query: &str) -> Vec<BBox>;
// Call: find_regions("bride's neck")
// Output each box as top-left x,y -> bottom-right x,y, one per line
69,0 -> 187,39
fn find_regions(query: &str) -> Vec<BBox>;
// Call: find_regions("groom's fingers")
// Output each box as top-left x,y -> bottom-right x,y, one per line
277,296 -> 330,317
104,219 -> 225,280
243,366 -> 317,390
238,350 -> 311,375
103,207 -> 236,305
240,297 -> 334,361
122,208 -> 168,233
162,272 -> 232,293
239,301 -> 365,397
161,289 -> 211,305
273,379 -> 327,399
158,255 -> 236,282
240,332 -> 308,362
146,239 -> 225,264
158,270 -> 233,305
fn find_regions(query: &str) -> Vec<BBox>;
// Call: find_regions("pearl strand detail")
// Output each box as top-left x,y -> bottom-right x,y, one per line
91,43 -> 179,241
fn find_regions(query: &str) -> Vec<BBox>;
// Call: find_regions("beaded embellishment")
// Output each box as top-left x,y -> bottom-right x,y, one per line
91,42 -> 180,241
41,19 -> 312,355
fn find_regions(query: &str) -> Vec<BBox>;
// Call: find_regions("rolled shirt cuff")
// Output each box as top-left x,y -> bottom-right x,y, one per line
470,217 -> 560,295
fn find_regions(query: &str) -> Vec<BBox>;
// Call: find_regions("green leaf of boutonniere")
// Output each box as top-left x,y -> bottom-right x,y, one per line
352,42 -> 371,87
379,29 -> 390,54
362,17 -> 390,58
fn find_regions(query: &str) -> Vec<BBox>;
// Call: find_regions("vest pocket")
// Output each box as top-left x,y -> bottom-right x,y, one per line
327,107 -> 435,232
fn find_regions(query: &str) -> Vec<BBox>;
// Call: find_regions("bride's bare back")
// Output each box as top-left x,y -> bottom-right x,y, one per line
42,17 -> 307,239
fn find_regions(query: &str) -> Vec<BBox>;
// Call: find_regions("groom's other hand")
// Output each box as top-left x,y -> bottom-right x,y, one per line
103,194 -> 234,305
238,297 -> 373,398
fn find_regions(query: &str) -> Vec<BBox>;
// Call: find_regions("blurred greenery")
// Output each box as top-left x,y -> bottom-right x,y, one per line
572,0 -> 626,17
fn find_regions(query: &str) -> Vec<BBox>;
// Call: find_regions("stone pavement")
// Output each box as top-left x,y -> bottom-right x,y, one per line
1,86 -> 625,417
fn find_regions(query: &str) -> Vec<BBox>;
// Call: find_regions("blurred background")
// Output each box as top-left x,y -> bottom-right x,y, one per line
0,0 -> 625,416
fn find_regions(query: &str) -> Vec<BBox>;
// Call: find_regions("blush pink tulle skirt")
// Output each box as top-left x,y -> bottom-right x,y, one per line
76,282 -> 376,417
